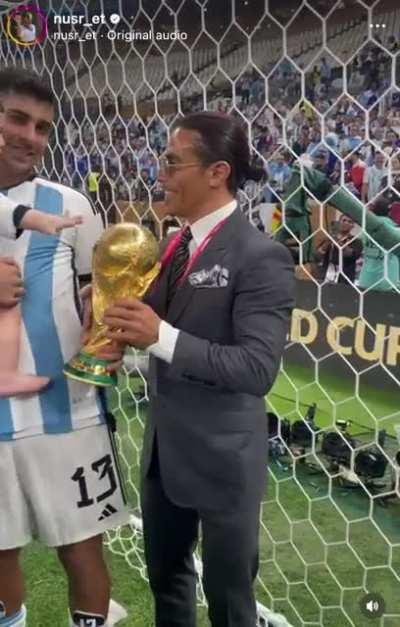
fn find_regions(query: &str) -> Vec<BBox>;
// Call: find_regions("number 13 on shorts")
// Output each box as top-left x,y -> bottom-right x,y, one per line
72,454 -> 117,508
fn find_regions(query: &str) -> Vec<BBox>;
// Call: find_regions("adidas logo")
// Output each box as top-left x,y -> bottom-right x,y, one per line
72,610 -> 105,626
98,503 -> 118,521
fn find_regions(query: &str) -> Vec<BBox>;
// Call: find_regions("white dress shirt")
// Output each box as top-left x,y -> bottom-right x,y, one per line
148,199 -> 237,363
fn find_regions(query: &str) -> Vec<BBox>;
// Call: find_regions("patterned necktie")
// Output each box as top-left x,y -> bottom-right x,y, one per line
167,227 -> 193,306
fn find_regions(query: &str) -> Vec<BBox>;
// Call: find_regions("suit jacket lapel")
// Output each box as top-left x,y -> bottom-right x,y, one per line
145,262 -> 171,319
166,209 -> 242,325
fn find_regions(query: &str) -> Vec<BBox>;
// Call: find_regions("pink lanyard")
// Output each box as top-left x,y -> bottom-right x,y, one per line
160,218 -> 227,285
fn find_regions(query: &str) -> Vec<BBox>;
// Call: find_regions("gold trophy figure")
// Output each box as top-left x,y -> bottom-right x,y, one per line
64,223 -> 160,386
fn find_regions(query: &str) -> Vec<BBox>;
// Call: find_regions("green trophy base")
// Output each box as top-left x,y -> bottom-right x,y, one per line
63,351 -> 118,387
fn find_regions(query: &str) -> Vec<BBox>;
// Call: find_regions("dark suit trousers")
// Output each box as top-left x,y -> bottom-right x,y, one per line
141,443 -> 260,627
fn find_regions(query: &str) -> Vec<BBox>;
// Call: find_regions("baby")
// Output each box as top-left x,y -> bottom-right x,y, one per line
0,130 -> 81,396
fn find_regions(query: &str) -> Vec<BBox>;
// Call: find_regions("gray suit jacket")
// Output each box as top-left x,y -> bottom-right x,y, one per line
143,209 -> 295,512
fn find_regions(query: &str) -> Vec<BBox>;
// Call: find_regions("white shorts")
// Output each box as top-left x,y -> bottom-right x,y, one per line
0,423 -> 130,549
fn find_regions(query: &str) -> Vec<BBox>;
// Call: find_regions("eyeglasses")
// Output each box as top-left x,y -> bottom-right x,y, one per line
158,156 -> 203,175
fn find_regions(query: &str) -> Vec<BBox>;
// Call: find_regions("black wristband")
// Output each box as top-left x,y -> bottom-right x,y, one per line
13,204 -> 32,228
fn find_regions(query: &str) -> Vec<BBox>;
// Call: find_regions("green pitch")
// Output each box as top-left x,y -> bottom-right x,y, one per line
270,363 -> 400,438
22,365 -> 400,626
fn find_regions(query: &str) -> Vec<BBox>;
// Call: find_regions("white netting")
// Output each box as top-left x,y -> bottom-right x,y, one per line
1,1 -> 400,625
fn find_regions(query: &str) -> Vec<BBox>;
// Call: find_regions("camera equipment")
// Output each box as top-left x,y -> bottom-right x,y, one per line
395,424 -> 400,455
321,420 -> 391,496
354,447 -> 388,481
267,412 -> 291,459
267,396 -> 398,505
268,412 -> 291,442
389,425 -> 400,499
321,421 -> 356,466
291,403 -> 318,448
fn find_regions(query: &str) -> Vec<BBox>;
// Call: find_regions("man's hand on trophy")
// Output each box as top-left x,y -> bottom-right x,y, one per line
96,341 -> 125,373
0,257 -> 25,308
104,298 -> 161,350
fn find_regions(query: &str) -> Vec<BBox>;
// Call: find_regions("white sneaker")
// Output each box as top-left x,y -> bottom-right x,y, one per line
108,599 -> 128,625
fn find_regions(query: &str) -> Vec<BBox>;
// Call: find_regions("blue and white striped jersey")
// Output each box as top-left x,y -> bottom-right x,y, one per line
0,193 -> 20,238
0,176 -> 106,440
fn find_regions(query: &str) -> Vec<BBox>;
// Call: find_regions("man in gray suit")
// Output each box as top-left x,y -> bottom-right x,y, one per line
104,112 -> 295,627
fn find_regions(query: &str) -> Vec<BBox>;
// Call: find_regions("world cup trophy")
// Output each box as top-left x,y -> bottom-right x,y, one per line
64,223 -> 160,386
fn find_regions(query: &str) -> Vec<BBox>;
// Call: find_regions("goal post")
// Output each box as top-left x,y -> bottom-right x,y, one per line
1,1 -> 399,625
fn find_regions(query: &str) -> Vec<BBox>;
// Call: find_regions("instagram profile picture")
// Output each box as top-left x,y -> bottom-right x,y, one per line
6,4 -> 47,46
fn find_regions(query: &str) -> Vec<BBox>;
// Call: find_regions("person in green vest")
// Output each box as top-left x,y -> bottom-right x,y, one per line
274,162 -> 400,262
87,168 -> 100,205
357,197 -> 399,292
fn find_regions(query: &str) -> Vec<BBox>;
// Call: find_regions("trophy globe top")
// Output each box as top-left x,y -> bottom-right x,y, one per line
93,222 -> 161,300
95,222 -> 159,275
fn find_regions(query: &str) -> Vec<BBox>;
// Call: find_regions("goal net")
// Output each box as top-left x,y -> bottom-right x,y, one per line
1,1 -> 400,625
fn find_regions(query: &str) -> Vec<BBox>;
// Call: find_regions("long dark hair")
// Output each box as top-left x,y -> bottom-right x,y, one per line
170,112 -> 264,194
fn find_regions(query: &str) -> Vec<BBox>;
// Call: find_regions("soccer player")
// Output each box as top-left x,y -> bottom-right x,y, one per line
0,103 -> 83,239
1,100 -> 87,396
0,69 -> 129,627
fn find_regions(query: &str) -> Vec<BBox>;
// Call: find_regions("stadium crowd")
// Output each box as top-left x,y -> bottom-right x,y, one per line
62,38 -> 400,292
